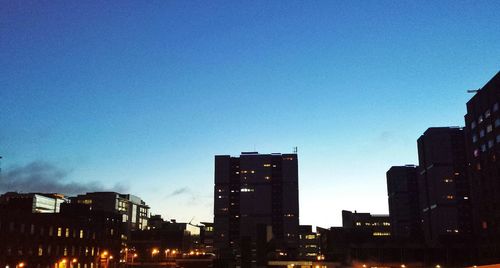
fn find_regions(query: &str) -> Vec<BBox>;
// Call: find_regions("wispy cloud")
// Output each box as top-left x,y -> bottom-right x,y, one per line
0,161 -> 127,195
166,187 -> 190,198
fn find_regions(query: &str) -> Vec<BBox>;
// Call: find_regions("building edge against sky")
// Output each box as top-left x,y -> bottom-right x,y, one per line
214,152 -> 299,266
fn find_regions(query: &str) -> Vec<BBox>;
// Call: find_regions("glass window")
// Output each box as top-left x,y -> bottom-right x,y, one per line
488,140 -> 494,148
473,135 -> 478,143
495,119 -> 500,127
471,121 -> 477,129
485,109 -> 491,118
494,103 -> 499,112
480,129 -> 485,137
474,149 -> 480,157
496,135 -> 500,143
487,125 -> 493,133
481,144 -> 487,152
479,115 -> 484,123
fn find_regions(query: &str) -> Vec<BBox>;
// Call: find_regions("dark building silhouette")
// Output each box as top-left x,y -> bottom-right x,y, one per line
129,217 -> 200,262
0,202 -> 122,268
297,225 -> 320,260
0,192 -> 67,213
464,71 -> 500,262
386,165 -> 421,240
70,192 -> 150,232
342,210 -> 391,239
417,127 -> 472,246
214,152 -> 299,267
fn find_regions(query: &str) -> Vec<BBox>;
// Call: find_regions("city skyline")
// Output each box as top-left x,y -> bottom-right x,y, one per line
2,1 -> 500,228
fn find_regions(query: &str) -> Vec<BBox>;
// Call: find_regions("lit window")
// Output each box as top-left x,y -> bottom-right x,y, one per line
446,195 -> 454,200
80,230 -> 84,239
65,228 -> 69,237
464,196 -> 469,200
57,227 -> 62,237
479,115 -> 484,123
481,144 -> 487,152
480,129 -> 485,137
250,170 -> 255,174
485,110 -> 491,118
38,245 -> 43,256
474,149 -> 480,157
355,222 -> 361,226
444,178 -> 453,183
263,164 -> 271,167
240,188 -> 254,192
487,124 -> 493,133
264,176 -> 270,180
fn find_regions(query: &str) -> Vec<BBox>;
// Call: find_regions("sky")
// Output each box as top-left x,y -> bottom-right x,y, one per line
1,1 -> 500,228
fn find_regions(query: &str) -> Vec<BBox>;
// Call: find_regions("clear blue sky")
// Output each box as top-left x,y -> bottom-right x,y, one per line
1,1 -> 499,227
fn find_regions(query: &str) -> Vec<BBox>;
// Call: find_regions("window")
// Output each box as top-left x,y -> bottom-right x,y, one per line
480,129 -> 485,137
485,109 -> 491,118
494,103 -> 499,112
481,144 -> 487,152
57,227 -> 62,237
474,149 -> 480,157
479,115 -> 484,123
65,228 -> 69,237
488,140 -> 494,148
495,119 -> 500,127
80,230 -> 84,239
497,135 -> 500,143
471,121 -> 477,129
487,124 -> 493,133
473,135 -> 478,143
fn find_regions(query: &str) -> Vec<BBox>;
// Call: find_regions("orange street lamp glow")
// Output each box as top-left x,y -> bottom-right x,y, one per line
18,263 -> 25,268
133,253 -> 138,257
72,258 -> 78,263
109,256 -> 113,260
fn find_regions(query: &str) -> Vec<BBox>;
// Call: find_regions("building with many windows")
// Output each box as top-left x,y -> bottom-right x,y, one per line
214,152 -> 299,267
70,192 -> 149,232
464,71 -> 500,263
0,192 -> 67,213
0,202 -> 122,268
417,127 -> 472,246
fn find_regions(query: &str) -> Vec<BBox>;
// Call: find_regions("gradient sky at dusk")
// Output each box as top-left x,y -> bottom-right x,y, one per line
1,1 -> 500,227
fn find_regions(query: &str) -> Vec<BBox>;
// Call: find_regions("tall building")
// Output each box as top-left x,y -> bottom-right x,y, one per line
214,152 -> 299,266
417,127 -> 472,246
70,192 -> 149,232
386,165 -> 421,239
464,71 -> 500,261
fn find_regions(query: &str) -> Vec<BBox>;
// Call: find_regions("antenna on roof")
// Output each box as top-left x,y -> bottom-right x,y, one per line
293,147 -> 298,154
467,88 -> 481,93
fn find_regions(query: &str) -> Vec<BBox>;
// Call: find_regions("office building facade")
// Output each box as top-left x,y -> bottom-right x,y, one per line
464,71 -> 500,261
214,152 -> 299,266
71,192 -> 149,232
417,127 -> 472,246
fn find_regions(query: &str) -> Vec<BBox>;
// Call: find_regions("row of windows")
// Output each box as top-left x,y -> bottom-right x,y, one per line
472,119 -> 500,142
473,134 -> 500,156
471,102 -> 500,129
2,244 -> 100,257
0,222 -> 116,239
